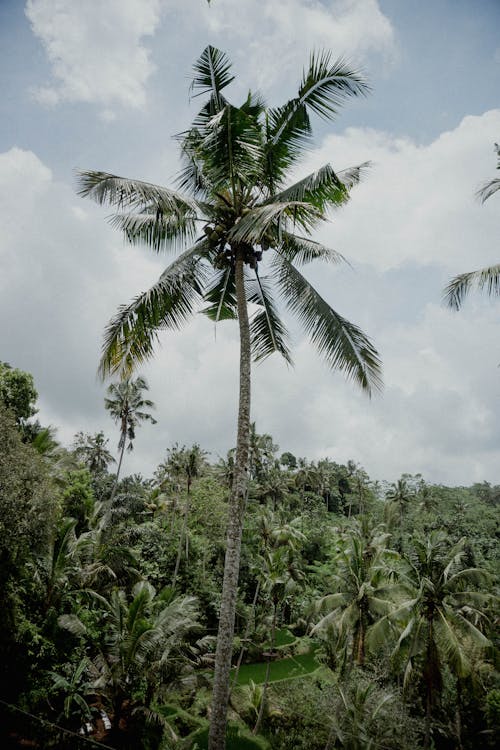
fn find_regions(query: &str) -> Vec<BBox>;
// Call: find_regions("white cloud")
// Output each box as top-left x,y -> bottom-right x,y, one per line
2,101 -> 500,486
161,0 -> 396,94
25,0 -> 163,111
302,109 -> 500,272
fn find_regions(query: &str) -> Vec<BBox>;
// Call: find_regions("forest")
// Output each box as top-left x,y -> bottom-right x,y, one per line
0,360 -> 498,750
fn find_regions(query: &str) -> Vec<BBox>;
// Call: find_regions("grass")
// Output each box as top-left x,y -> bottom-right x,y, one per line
230,650 -> 320,686
269,627 -> 296,648
187,722 -> 269,750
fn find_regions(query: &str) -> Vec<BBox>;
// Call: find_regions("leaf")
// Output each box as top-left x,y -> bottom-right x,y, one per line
99,241 -> 211,379
230,201 -> 322,244
246,271 -> 293,364
77,171 -> 199,215
278,232 -> 348,266
203,267 -> 238,322
443,264 -> 500,310
272,255 -> 382,395
190,46 -> 235,102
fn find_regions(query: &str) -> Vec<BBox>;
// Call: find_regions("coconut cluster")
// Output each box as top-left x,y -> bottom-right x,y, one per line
203,222 -> 270,270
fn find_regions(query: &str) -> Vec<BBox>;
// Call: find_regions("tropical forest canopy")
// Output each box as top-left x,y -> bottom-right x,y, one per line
0,365 -> 498,750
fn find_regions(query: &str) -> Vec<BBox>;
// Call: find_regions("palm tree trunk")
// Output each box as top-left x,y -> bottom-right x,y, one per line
209,251 -> 251,750
253,601 -> 277,735
109,434 -> 126,503
172,494 -> 189,589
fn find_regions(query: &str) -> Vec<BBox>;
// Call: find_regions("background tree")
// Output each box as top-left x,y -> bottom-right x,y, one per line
105,376 -> 157,500
78,45 -> 381,749
72,431 -> 115,476
444,142 -> 500,308
0,361 -> 38,426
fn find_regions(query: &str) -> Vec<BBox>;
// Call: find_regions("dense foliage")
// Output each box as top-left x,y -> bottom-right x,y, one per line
0,367 -> 498,750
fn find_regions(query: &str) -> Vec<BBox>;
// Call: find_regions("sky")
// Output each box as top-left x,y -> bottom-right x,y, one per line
1,0 -> 500,485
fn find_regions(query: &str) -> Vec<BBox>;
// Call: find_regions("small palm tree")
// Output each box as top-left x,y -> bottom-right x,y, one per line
104,376 -> 156,499
78,46 -> 382,748
61,581 -> 200,741
73,431 -> 115,475
313,521 -> 399,666
444,142 -> 500,308
382,532 -> 492,749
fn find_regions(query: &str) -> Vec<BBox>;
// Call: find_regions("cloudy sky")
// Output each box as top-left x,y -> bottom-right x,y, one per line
1,0 -> 500,485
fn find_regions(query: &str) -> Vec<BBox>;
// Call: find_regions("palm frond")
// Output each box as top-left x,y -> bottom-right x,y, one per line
77,171 -> 199,216
203,267 -> 237,321
230,201 -> 323,244
190,46 -> 234,103
272,255 -> 382,394
270,163 -> 361,211
109,210 -> 198,253
443,265 -> 500,310
98,241 -> 211,379
246,271 -> 293,364
477,179 -> 500,202
272,52 -> 369,145
278,232 -> 347,266
200,103 -> 264,191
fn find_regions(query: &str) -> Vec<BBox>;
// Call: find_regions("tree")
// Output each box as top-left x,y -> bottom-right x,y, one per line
168,443 -> 208,588
104,376 -> 157,500
313,521 -> 398,666
72,431 -> 115,475
444,143 -> 500,308
373,532 -> 492,749
78,46 -> 381,749
0,361 -> 38,425
60,582 -> 200,745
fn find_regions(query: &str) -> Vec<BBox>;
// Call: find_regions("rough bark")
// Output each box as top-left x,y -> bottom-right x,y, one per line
208,251 -> 251,750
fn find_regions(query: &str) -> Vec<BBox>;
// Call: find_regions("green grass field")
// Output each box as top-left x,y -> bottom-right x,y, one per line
230,650 -> 320,686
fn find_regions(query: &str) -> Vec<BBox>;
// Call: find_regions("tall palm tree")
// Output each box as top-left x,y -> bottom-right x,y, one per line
104,376 -> 156,500
78,46 -> 382,749
444,142 -> 500,308
170,443 -> 208,588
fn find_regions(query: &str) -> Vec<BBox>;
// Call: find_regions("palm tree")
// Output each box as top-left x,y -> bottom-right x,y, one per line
60,581 -> 200,743
78,46 -> 381,749
73,431 -> 115,475
170,443 -> 208,588
375,532 -> 492,749
104,376 -> 156,500
313,521 -> 398,666
444,143 -> 500,308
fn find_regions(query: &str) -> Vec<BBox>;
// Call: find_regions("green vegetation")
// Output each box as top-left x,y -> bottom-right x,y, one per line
0,364 -> 497,750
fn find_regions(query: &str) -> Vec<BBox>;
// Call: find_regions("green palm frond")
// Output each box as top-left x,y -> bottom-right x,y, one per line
246,272 -> 293,364
270,163 -> 352,210
99,241 -> 211,378
477,177 -> 500,203
230,201 -> 323,244
109,209 -> 198,253
443,264 -> 500,310
200,103 -> 264,191
278,232 -> 348,266
271,52 -> 369,146
203,267 -> 237,321
77,171 -> 199,215
191,45 -> 234,103
476,143 -> 500,203
272,255 -> 382,394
